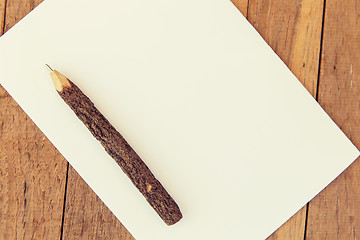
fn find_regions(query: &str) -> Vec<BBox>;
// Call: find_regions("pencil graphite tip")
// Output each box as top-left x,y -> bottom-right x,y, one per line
45,64 -> 53,72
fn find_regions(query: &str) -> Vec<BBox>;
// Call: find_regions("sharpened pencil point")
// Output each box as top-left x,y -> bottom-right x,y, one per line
45,64 -> 53,72
48,68 -> 71,92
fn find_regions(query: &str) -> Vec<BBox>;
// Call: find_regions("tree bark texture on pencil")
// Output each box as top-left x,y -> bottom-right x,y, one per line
53,72 -> 182,226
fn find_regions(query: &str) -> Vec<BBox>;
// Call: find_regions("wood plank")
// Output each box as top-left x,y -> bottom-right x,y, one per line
230,0 -> 249,17
0,2 -> 8,109
62,166 -> 134,240
306,0 -> 360,238
246,0 -> 324,239
0,0 -> 68,239
3,0 -> 43,33
0,89 -> 68,239
266,208 -> 308,240
306,160 -> 360,239
0,100 -> 68,239
0,0 -> 5,35
248,0 -> 324,97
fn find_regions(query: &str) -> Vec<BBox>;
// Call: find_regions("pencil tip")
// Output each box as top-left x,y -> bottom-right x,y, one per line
45,64 -> 53,72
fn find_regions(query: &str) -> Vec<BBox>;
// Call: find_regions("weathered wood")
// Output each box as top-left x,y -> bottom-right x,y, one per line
266,208 -> 308,240
230,0 -> 249,17
0,0 -> 5,35
0,1 -> 8,109
248,0 -> 324,97
247,0 -> 324,239
0,87 -> 68,239
306,160 -> 360,239
53,72 -> 182,226
62,166 -> 135,240
306,0 -> 360,238
3,0 -> 42,33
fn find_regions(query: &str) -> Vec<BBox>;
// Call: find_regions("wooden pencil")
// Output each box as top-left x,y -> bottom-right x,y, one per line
47,65 -> 182,226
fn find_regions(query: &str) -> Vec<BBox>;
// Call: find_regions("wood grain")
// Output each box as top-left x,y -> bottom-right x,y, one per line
0,85 -> 68,238
0,0 -> 5,35
0,98 -> 68,239
306,0 -> 360,238
267,209 -> 308,240
62,166 -> 134,240
247,0 -> 324,239
230,0 -> 249,17
0,0 -> 68,239
248,0 -> 324,97
3,0 -> 42,33
63,171 -> 134,240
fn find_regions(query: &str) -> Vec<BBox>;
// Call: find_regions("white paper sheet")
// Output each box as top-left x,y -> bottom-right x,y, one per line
0,0 -> 358,239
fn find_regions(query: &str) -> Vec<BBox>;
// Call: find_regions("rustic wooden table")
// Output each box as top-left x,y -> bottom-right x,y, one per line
0,0 -> 359,239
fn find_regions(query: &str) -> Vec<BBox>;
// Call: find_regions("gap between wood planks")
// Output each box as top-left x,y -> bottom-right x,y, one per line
302,3 -> 327,240
315,0 -> 327,102
1,0 -> 7,35
246,0 -> 250,18
60,163 -> 69,240
244,0 -> 328,239
302,0 -> 327,239
303,203 -> 310,240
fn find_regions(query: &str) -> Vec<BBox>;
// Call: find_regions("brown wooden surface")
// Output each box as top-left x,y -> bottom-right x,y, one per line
0,0 -> 5,35
247,0 -> 324,97
306,0 -> 360,239
0,98 -> 67,239
230,0 -> 249,17
62,167 -> 134,240
0,0 -> 359,239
